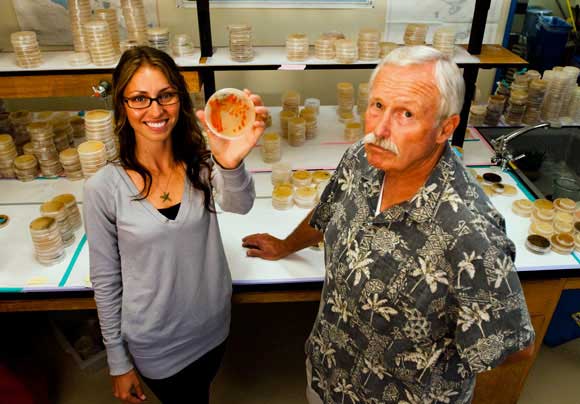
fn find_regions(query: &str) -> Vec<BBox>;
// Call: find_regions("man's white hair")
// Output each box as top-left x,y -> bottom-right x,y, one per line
368,46 -> 465,121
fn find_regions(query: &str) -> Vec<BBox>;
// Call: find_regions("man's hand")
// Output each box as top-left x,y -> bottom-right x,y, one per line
242,233 -> 291,260
112,369 -> 147,403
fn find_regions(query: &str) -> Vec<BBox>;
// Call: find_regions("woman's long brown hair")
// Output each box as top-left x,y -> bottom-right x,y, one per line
112,46 -> 214,212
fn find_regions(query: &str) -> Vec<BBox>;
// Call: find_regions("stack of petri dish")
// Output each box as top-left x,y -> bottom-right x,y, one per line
338,111 -> 355,123
228,24 -> 254,62
272,184 -> 294,210
51,113 -> 74,151
404,24 -> 428,45
504,90 -> 528,125
68,52 -> 92,67
279,110 -> 297,139
303,112 -> 318,140
0,134 -> 18,178
282,91 -> 301,115
84,110 -> 118,161
337,82 -> 355,114
522,79 -> 547,125
304,98 -> 320,115
59,148 -> 84,181
286,33 -> 309,62
94,8 -> 121,53
560,66 -> 580,119
294,186 -> 317,209
314,36 -> 335,60
52,194 -> 83,231
260,132 -> 281,163
78,140 -> 107,178
312,170 -> 331,185
84,20 -> 117,66
511,73 -> 530,93
358,29 -> 381,61
69,0 -> 91,52
542,70 -> 567,124
291,170 -> 312,187
468,104 -> 486,126
527,70 -> 542,81
335,39 -> 357,64
69,116 -> 85,140
288,117 -> 306,147
23,142 -> 34,155
271,162 -> 292,185
172,34 -> 195,57
379,42 -> 398,58
567,86 -> 580,124
27,121 -> 63,178
13,154 -> 38,182
121,0 -> 148,45
11,31 -> 43,69
40,200 -> 75,247
29,217 -> 65,266
432,27 -> 456,58
147,27 -> 170,54
344,121 -> 363,141
120,40 -> 140,53
357,83 -> 369,116
484,95 -> 506,126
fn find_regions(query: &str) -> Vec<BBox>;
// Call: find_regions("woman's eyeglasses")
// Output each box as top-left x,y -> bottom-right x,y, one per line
124,92 -> 179,109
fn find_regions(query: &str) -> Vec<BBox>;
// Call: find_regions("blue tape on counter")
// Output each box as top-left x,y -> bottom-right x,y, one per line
572,252 -> 580,265
59,234 -> 87,287
505,170 -> 536,201
0,287 -> 23,293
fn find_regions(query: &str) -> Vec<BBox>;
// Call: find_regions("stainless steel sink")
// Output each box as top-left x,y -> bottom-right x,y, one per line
477,126 -> 580,199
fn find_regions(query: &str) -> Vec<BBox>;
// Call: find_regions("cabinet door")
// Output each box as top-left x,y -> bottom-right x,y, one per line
471,279 -> 565,404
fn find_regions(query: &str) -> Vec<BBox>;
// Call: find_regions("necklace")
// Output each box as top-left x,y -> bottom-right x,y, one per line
159,168 -> 175,203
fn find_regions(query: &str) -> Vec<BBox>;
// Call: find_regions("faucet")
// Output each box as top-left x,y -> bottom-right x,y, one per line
490,122 -> 550,170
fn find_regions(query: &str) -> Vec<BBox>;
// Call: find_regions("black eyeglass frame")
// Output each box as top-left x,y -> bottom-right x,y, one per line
123,92 -> 180,109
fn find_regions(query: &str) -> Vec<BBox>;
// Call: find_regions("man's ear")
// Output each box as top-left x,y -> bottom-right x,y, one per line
435,114 -> 460,144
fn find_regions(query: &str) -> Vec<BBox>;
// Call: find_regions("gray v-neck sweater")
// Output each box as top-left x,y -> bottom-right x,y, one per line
83,161 -> 254,379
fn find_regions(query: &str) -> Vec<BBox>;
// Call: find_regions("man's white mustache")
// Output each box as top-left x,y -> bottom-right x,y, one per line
362,132 -> 400,155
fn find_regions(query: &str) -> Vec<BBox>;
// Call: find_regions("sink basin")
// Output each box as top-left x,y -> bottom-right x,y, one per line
477,126 -> 580,200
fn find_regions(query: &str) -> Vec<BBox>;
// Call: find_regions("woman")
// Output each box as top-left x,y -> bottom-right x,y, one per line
83,46 -> 265,403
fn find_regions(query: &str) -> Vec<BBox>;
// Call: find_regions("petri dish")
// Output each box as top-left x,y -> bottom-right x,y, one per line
204,88 -> 255,140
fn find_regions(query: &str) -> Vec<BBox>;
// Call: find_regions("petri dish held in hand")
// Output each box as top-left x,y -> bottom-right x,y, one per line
205,88 -> 255,140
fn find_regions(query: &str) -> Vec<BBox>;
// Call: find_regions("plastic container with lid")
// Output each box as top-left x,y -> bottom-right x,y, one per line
205,88 -> 255,140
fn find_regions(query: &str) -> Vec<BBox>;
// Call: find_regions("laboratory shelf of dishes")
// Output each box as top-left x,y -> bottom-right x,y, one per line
1,108 -> 579,292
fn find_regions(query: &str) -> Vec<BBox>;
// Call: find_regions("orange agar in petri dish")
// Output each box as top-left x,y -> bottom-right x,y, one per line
205,88 -> 255,139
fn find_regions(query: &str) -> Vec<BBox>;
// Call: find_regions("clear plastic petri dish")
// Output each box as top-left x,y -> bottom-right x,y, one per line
204,88 -> 255,140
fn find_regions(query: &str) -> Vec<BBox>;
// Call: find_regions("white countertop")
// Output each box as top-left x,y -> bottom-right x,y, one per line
0,107 -> 578,291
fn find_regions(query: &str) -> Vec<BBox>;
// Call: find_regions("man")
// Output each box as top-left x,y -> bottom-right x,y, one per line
242,46 -> 534,404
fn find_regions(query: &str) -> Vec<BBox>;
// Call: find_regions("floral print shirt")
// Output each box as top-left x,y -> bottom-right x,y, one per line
307,142 -> 534,404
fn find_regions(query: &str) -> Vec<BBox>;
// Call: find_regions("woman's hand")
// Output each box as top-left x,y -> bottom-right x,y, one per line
112,369 -> 147,403
196,89 -> 267,169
